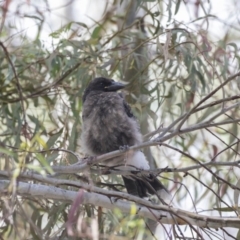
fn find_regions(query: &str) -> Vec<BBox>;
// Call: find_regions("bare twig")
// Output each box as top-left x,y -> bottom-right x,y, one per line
89,160 -> 240,176
175,71 -> 240,133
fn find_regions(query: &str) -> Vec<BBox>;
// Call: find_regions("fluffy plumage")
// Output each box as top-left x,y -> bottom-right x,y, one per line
81,77 -> 170,202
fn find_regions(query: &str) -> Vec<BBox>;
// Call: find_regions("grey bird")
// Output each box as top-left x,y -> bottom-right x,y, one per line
81,77 -> 171,202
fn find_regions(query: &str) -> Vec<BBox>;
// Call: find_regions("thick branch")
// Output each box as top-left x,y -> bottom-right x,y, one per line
0,180 -> 239,229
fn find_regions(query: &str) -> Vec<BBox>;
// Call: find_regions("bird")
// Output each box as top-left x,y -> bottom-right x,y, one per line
81,77 -> 171,203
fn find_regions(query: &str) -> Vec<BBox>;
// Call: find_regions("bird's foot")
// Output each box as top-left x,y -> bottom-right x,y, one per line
119,145 -> 129,152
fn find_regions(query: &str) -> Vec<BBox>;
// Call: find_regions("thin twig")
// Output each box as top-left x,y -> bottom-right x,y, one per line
175,71 -> 240,132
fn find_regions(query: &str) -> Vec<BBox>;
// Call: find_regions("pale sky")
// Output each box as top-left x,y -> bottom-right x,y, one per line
5,0 -> 240,47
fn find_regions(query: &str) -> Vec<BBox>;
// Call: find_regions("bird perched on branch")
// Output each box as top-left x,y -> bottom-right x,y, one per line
81,77 -> 171,203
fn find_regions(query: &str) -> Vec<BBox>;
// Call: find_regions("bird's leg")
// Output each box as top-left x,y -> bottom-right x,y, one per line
86,156 -> 97,166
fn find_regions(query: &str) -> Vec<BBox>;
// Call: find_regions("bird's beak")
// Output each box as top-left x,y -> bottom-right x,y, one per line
105,82 -> 125,91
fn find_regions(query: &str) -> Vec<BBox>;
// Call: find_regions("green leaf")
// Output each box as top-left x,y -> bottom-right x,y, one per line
234,179 -> 240,208
174,0 -> 181,15
190,14 -> 216,23
236,229 -> 240,240
46,128 -> 63,149
35,153 -> 54,174
0,147 -> 15,157
28,114 -> 42,136
91,26 -> 102,39
46,152 -> 59,164
49,22 -> 73,38
75,22 -> 88,29
147,108 -> 158,122
195,69 -> 205,91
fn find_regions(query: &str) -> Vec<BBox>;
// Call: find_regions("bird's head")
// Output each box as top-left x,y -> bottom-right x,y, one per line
83,77 -> 125,102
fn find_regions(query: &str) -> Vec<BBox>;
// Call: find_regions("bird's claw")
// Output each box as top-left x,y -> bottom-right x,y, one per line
119,145 -> 129,152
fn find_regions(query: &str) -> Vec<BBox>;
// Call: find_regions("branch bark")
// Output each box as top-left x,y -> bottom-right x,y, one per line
0,180 -> 239,229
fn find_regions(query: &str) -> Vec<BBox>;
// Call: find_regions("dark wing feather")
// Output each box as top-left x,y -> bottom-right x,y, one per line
118,93 -> 135,118
122,176 -> 148,198
123,101 -> 135,118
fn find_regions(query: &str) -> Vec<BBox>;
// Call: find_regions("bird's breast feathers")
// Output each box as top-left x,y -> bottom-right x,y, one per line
81,92 -> 142,155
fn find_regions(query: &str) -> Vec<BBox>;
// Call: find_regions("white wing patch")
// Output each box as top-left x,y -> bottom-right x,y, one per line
125,151 -> 150,170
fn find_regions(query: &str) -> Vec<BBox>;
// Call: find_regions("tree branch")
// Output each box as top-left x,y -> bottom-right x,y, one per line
0,180 -> 239,229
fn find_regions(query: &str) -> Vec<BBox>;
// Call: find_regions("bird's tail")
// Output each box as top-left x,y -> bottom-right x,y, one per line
121,151 -> 173,205
122,175 -> 172,205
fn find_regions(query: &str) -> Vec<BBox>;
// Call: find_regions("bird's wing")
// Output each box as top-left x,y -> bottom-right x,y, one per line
118,93 -> 135,119
123,101 -> 135,118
